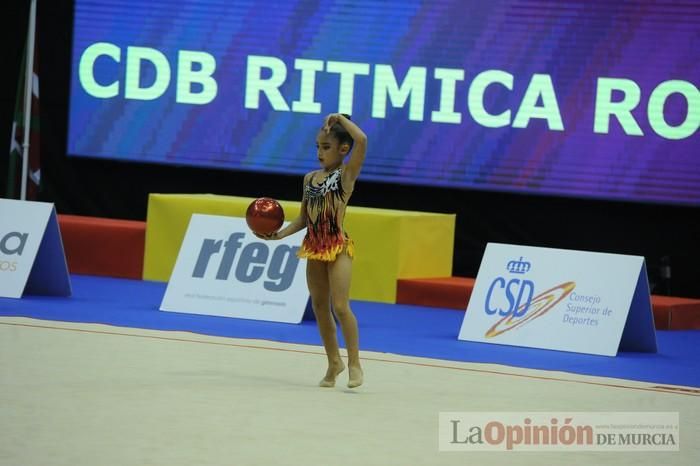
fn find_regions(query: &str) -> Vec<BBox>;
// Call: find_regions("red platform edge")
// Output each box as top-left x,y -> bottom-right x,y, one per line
58,214 -> 146,280
397,277 -> 700,330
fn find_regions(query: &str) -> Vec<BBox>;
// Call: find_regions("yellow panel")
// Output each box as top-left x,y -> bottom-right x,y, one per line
344,210 -> 401,302
143,194 -> 455,303
397,212 -> 455,278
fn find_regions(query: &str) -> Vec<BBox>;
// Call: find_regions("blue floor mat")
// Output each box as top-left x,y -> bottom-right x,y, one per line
1,274 -> 698,388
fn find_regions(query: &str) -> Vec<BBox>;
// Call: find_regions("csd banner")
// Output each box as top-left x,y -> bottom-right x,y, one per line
160,214 -> 308,323
458,243 -> 656,356
0,199 -> 71,298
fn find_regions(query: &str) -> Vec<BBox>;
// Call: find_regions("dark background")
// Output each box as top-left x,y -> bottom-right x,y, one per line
2,1 -> 698,298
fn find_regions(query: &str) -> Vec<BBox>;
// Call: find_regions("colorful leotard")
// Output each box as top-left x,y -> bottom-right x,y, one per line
297,166 -> 355,261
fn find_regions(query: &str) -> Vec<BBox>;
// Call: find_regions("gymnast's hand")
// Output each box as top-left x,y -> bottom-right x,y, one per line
322,113 -> 342,133
254,231 -> 280,241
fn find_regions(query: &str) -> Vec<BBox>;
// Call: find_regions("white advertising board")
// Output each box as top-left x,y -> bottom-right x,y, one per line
0,199 -> 71,298
161,214 -> 309,324
458,243 -> 656,356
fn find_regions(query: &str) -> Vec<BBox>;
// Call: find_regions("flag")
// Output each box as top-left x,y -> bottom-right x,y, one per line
7,21 -> 40,200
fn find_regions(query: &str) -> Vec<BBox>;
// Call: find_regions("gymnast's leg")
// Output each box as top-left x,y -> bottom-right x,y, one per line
328,252 -> 363,388
307,259 -> 345,387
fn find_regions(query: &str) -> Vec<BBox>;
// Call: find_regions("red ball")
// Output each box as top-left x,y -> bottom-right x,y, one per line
246,197 -> 284,235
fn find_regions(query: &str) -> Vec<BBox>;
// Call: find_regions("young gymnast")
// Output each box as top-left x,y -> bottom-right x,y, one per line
257,113 -> 367,389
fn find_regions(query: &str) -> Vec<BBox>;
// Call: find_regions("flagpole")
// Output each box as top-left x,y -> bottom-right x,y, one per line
20,0 -> 37,201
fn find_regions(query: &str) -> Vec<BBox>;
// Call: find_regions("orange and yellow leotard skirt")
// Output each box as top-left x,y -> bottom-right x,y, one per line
297,232 -> 355,262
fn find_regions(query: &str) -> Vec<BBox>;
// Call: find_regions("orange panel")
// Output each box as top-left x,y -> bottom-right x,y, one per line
396,277 -> 475,310
58,215 -> 146,279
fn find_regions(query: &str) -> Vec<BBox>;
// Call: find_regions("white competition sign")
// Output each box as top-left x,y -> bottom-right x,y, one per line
458,243 -> 656,356
0,198 -> 71,298
161,214 -> 309,323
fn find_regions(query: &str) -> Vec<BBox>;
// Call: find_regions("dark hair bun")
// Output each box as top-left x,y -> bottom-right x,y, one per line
327,114 -> 354,149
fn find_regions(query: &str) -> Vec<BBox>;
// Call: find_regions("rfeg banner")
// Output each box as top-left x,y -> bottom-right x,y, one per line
160,214 -> 308,323
458,243 -> 655,356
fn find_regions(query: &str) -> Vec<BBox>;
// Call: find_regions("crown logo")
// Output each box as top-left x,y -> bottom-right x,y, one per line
507,256 -> 531,274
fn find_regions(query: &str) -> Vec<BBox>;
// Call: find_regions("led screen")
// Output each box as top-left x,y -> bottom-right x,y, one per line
68,0 -> 700,204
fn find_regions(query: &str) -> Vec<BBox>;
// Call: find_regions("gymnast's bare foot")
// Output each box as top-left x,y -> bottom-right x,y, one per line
347,364 -> 363,389
319,359 -> 345,387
